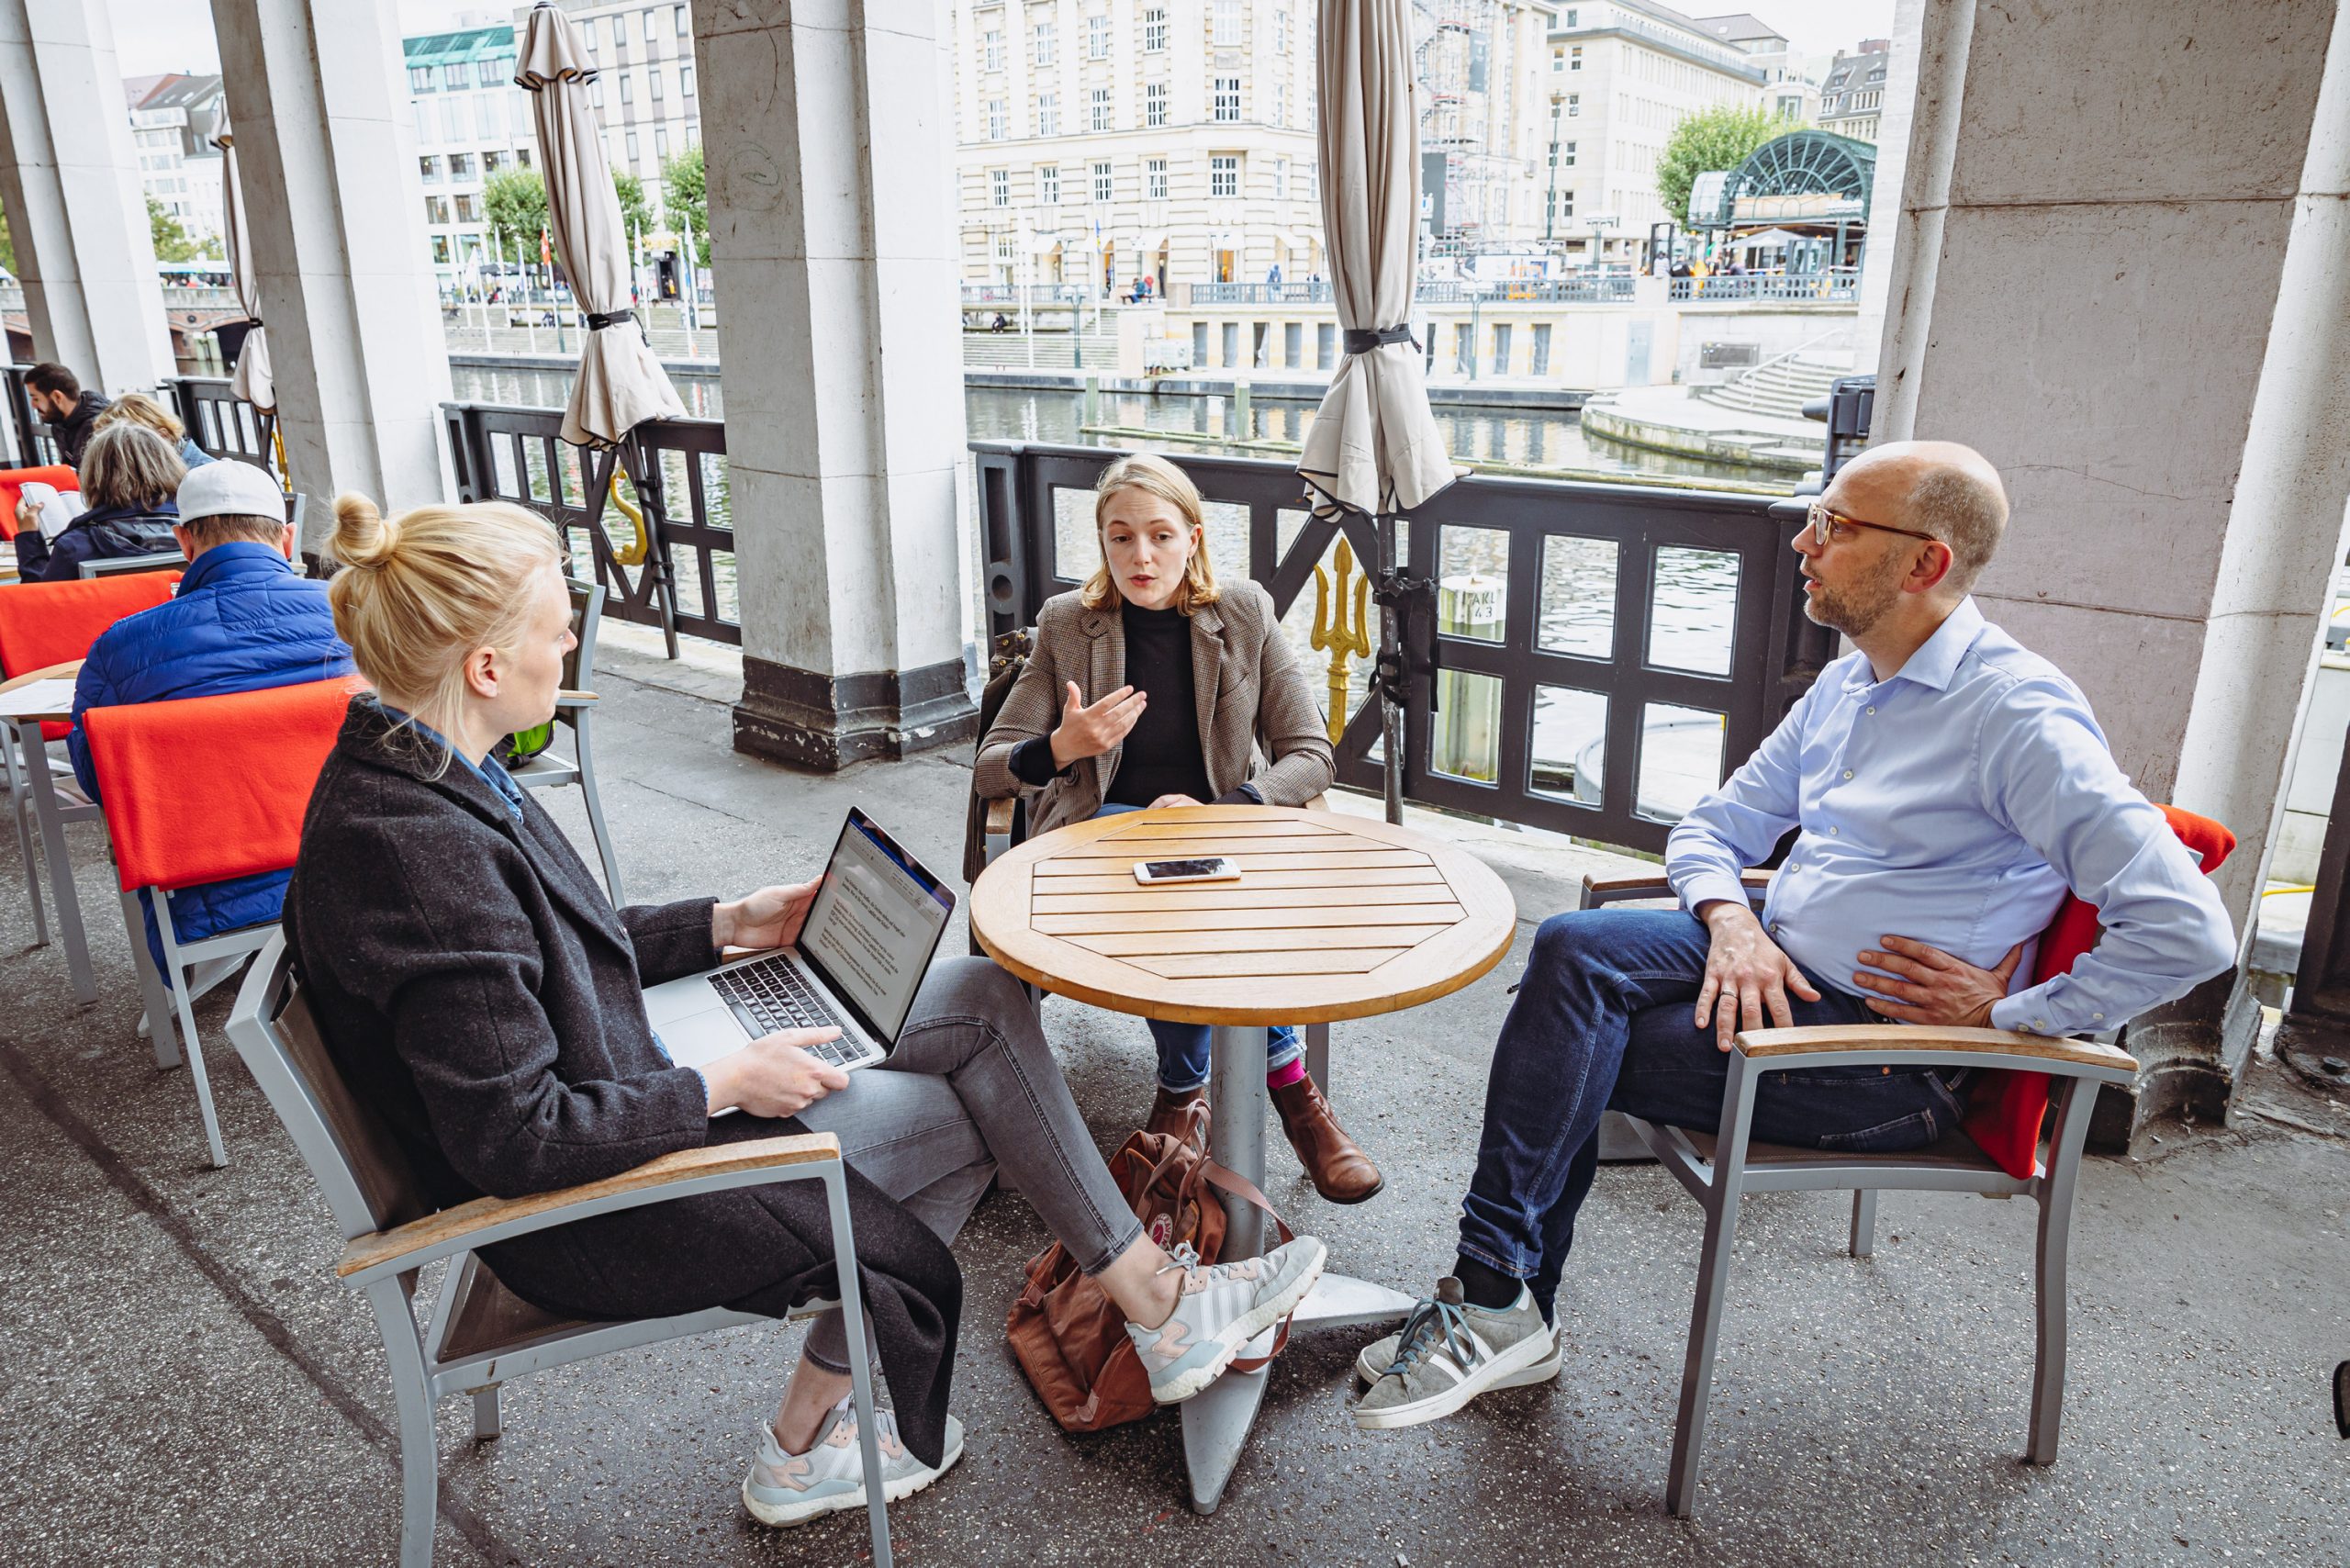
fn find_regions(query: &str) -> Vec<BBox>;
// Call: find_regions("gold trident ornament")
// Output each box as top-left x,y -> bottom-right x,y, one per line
1310,536 -> 1372,746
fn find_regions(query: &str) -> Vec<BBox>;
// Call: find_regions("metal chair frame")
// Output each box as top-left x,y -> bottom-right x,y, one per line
509,577 -> 623,904
1576,872 -> 2138,1515
77,551 -> 187,578
226,935 -> 898,1568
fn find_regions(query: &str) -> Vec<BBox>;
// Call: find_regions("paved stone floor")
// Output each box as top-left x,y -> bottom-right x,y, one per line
2,653 -> 2345,1567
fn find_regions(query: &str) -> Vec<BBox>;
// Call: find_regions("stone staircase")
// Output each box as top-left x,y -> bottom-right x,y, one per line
962,330 -> 1120,371
1695,351 -> 1851,418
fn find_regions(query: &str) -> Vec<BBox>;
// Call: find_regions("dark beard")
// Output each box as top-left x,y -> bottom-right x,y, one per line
1803,554 -> 1908,637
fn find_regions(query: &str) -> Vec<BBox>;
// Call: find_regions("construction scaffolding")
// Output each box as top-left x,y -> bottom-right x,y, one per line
1413,0 -> 1517,248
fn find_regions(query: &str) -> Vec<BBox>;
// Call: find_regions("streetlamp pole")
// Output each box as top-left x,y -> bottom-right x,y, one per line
1544,92 -> 1563,243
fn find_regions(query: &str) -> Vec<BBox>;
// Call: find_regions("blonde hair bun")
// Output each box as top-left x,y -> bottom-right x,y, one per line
330,491 -> 396,568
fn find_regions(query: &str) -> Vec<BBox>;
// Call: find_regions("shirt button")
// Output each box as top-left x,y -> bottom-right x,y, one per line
2034,1019 -> 2049,1029
2092,1012 -> 2105,1021
1829,826 -> 1840,835
1842,769 -> 1854,780
1769,923 -> 1781,935
1865,705 -> 1876,715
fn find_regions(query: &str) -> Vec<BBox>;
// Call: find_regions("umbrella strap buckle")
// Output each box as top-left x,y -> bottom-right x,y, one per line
1343,324 -> 1418,355
1371,569 -> 1439,712
586,308 -> 639,331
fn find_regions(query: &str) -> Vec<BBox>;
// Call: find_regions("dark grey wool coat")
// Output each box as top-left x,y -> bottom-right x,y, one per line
284,699 -> 961,1463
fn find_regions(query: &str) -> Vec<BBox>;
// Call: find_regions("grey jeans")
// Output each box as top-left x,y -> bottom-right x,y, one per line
794,956 -> 1143,1372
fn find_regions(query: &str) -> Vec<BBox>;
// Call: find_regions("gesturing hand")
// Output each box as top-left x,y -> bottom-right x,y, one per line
1050,679 -> 1147,767
1695,901 -> 1822,1052
706,1032 -> 851,1118
1851,935 -> 2025,1028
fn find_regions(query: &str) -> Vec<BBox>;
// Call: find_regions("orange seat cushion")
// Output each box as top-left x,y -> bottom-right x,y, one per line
0,573 -> 183,739
83,676 -> 370,891
0,465 -> 80,543
1957,805 -> 2236,1180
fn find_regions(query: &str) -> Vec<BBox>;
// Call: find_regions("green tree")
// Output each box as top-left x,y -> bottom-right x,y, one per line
659,144 -> 708,263
611,171 -> 654,246
482,166 -> 549,262
1654,102 -> 1803,227
147,195 -> 222,262
0,204 -> 14,274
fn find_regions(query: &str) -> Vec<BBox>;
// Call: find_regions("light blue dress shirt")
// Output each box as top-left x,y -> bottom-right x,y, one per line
1665,597 -> 2235,1038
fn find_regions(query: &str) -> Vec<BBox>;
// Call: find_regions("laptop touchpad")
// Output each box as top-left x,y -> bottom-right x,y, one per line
655,1006 -> 747,1072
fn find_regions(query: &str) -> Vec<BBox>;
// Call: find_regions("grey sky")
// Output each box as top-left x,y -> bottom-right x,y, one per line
109,0 -> 1896,79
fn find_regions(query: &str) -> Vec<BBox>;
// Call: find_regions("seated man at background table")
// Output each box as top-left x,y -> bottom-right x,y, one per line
1352,440 -> 2237,1432
68,459 -> 353,974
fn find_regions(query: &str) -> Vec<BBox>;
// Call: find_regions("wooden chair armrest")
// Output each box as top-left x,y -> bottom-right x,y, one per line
554,689 -> 599,705
1579,868 -> 1771,905
334,1131 -> 841,1285
1732,1023 -> 2137,1076
0,658 -> 82,693
985,796 -> 1017,834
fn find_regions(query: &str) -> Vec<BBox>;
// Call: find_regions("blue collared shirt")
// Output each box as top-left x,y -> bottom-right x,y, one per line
1665,597 -> 2235,1038
377,704 -> 526,823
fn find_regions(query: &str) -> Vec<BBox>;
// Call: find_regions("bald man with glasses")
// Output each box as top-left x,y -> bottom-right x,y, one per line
1351,440 -> 2237,1433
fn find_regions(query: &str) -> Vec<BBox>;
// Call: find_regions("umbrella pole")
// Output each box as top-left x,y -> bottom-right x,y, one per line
622,436 -> 683,659
1377,511 -> 1404,826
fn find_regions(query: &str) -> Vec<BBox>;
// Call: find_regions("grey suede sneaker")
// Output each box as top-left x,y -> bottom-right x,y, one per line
742,1399 -> 964,1528
1353,1276 -> 1556,1430
1356,1317 -> 1560,1388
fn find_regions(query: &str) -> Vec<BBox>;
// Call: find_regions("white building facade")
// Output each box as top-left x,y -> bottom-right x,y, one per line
123,73 -> 225,247
1542,0 -> 1764,260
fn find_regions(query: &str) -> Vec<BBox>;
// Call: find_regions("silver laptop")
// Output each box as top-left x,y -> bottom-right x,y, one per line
643,808 -> 956,1074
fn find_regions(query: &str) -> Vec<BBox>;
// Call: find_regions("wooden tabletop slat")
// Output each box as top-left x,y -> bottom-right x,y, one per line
1046,832 -> 1403,859
1032,868 -> 1450,900
1070,924 -> 1453,957
1129,947 -> 1415,979
1033,847 -> 1435,876
1035,902 -> 1466,935
969,804 -> 1516,1025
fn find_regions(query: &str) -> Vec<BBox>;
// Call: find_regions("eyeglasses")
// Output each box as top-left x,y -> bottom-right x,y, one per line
1805,498 -> 1942,550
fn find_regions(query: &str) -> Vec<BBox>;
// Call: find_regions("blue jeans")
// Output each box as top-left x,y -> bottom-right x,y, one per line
1091,803 -> 1304,1092
1458,909 -> 1969,1320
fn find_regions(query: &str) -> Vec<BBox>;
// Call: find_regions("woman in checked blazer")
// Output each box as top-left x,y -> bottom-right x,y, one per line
975,454 -> 1382,1204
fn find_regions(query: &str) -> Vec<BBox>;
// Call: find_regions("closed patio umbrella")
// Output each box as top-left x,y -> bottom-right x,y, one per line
1298,0 -> 1462,822
515,2 -> 684,450
208,103 -> 274,416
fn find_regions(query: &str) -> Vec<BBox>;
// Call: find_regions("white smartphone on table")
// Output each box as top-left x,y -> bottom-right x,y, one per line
1133,856 -> 1242,885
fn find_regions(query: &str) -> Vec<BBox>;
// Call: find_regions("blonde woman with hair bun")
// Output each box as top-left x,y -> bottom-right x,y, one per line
974,451 -> 1383,1204
285,491 -> 1326,1529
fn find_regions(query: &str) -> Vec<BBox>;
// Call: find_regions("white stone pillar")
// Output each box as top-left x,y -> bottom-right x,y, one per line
1872,0 -> 2350,1133
0,0 -> 173,392
695,0 -> 977,769
208,0 -> 451,525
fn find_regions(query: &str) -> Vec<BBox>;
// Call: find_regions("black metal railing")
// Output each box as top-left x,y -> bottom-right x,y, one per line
973,442 -> 1827,853
442,400 -> 741,648
162,375 -> 277,472
2,365 -> 60,466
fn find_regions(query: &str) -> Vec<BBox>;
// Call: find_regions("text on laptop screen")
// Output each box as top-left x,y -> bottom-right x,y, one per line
800,813 -> 955,1037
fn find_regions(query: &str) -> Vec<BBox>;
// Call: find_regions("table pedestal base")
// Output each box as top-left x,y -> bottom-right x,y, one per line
1181,1025 -> 1418,1513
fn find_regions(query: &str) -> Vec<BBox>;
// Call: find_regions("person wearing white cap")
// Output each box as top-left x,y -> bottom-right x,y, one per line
67,458 -> 356,977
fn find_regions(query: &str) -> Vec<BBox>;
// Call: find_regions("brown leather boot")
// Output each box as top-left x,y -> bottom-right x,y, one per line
1271,1073 -> 1383,1204
1145,1084 -> 1209,1141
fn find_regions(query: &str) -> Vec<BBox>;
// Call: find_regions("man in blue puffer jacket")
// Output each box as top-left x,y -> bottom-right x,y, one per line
69,460 -> 355,973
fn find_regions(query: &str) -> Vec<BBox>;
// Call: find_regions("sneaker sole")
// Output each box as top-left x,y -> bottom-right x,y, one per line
741,1428 -> 966,1528
1351,1321 -> 1559,1431
1150,1240 -> 1328,1406
1355,1338 -> 1560,1390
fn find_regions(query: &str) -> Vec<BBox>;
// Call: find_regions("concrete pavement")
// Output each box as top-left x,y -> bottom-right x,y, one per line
1,655 -> 2344,1566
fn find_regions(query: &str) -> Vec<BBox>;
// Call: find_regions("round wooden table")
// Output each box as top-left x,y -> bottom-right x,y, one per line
970,802 -> 1516,1512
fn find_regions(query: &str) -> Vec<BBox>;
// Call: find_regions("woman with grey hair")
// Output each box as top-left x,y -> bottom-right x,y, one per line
17,422 -> 185,582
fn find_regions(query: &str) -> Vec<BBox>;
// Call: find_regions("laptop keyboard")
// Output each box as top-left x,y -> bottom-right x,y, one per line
711,956 -> 867,1067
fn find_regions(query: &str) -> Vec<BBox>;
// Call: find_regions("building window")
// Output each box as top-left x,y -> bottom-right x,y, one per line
681,63 -> 695,98
1092,161 -> 1113,203
643,9 -> 658,49
1210,153 -> 1238,197
1038,93 -> 1058,135
1089,14 -> 1108,59
988,99 -> 1007,139
1550,47 -> 1562,73
1147,82 -> 1168,127
1317,321 -> 1336,369
1144,7 -> 1166,51
442,63 -> 466,89
611,13 -> 629,54
1531,322 -> 1551,376
1214,77 -> 1241,122
984,29 -> 1002,71
1561,140 -> 1576,167
1213,0 -> 1241,46
409,65 -> 433,92
1039,164 -> 1059,204
476,59 -> 503,87
426,196 -> 451,224
1298,160 -> 1315,199
454,193 -> 481,223
625,130 -> 640,165
620,73 -> 635,106
1454,323 -> 1473,374
676,4 -> 689,36
990,168 -> 1010,206
1273,83 -> 1285,127
1146,156 -> 1167,198
1491,323 -> 1511,376
1563,6 -> 1577,24
1565,93 -> 1579,117
651,68 -> 664,101
655,126 -> 669,158
431,235 -> 452,263
419,155 -> 441,183
1034,21 -> 1054,65
1091,87 -> 1112,131
449,151 -> 476,178
1549,186 -> 1574,221
1274,8 -> 1289,53
1570,46 -> 1583,71
1273,156 -> 1287,199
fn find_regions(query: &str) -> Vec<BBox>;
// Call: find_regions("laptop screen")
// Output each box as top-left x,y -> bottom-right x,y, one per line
798,808 -> 957,1044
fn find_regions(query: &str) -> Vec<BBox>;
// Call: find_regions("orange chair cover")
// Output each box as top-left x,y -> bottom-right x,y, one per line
0,573 -> 182,738
0,465 -> 79,543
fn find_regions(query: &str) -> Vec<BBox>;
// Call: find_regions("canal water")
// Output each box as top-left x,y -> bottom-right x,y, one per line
449,364 -> 1763,819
